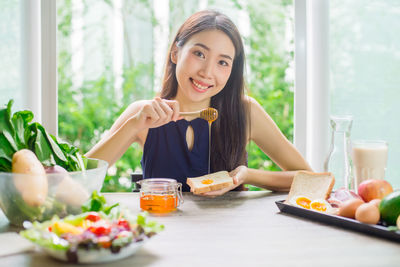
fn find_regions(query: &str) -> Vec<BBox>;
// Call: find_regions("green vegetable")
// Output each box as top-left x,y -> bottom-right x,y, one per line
136,212 -> 165,235
0,99 -> 85,172
81,191 -> 119,215
379,190 -> 400,225
20,217 -> 70,251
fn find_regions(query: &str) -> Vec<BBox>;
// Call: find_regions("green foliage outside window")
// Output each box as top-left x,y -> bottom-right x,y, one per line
57,0 -> 294,192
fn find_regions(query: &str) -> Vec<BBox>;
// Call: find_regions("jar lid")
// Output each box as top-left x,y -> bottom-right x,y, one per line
137,178 -> 179,191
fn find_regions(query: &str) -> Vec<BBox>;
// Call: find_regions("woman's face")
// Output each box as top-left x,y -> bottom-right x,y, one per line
172,29 -> 235,106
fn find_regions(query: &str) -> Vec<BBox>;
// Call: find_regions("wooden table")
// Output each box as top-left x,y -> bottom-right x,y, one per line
0,191 -> 399,266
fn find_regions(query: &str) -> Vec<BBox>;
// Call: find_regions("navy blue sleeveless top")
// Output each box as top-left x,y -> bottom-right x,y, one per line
141,118 -> 209,191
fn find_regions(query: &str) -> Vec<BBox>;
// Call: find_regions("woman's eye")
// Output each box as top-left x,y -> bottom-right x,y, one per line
219,60 -> 229,66
194,51 -> 205,58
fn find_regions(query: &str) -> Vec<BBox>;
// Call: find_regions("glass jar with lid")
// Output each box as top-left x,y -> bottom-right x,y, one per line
136,178 -> 183,213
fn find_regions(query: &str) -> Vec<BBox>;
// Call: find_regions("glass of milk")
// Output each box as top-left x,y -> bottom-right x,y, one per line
352,140 -> 388,190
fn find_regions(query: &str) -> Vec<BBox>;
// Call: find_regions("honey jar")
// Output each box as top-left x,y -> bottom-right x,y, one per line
137,178 -> 183,213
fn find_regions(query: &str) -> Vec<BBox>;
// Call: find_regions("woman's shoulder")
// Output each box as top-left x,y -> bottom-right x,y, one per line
244,95 -> 278,138
243,95 -> 264,116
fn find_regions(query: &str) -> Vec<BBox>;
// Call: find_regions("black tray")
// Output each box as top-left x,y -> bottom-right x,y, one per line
275,200 -> 400,243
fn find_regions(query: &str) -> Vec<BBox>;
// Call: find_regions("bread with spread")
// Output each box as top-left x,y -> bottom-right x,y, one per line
187,171 -> 233,194
285,171 -> 335,204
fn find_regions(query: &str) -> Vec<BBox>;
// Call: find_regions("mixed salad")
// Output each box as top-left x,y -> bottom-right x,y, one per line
20,191 -> 164,263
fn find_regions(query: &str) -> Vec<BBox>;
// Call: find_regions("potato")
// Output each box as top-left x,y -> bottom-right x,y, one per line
45,165 -> 68,186
55,175 -> 89,207
12,149 -> 48,206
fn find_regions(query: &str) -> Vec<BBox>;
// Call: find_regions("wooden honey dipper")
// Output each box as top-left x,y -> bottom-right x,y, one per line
180,107 -> 218,122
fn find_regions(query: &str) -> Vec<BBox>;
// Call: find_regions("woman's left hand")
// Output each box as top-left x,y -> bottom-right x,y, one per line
198,165 -> 248,197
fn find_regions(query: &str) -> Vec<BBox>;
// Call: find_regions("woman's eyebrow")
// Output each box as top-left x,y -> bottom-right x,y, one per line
194,43 -> 233,61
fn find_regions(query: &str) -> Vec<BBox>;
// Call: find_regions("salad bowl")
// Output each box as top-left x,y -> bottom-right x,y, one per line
20,192 -> 164,263
0,158 -> 108,226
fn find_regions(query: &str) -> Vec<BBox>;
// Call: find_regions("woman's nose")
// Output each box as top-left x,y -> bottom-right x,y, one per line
199,60 -> 214,79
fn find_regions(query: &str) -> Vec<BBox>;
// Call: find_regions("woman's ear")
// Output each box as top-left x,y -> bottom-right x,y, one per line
171,43 -> 178,64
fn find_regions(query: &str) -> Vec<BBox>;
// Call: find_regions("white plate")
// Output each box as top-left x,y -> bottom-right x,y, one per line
42,240 -> 145,264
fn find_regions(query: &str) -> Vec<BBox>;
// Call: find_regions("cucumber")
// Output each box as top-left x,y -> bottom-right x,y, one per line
379,190 -> 400,225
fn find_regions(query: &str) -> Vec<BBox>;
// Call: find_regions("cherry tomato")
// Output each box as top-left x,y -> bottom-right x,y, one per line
88,225 -> 111,236
85,212 -> 101,222
48,226 -> 52,232
117,219 -> 130,230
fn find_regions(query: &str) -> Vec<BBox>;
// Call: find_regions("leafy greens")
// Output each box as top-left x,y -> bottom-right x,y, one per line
0,100 -> 85,172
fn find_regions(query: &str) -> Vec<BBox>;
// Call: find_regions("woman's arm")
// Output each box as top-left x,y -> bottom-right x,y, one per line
241,96 -> 312,190
85,97 -> 180,166
200,97 -> 311,196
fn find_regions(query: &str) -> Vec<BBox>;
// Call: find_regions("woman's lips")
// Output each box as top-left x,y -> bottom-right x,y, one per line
190,78 -> 212,93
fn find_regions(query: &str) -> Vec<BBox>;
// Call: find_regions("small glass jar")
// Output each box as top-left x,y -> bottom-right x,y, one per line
136,178 -> 183,213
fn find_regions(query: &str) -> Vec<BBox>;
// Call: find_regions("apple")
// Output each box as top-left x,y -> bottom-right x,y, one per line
357,179 -> 393,202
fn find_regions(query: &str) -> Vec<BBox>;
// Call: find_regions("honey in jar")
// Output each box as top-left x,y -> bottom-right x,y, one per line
137,178 -> 183,213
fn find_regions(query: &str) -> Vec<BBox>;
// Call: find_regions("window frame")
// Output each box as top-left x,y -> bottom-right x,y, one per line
41,0 -> 58,136
23,0 -> 57,136
294,0 -> 329,171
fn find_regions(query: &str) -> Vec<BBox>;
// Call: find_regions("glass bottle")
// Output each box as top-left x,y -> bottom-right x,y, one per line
324,115 -> 353,191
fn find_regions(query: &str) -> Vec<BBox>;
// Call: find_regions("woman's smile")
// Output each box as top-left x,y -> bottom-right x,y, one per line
190,78 -> 213,93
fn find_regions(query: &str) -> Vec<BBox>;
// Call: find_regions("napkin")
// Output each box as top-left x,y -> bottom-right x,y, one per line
0,232 -> 36,257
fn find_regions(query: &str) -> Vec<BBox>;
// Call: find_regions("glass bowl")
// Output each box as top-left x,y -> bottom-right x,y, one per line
0,158 -> 108,226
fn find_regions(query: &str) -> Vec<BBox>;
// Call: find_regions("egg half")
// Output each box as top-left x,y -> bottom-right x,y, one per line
310,199 -> 333,213
289,196 -> 311,209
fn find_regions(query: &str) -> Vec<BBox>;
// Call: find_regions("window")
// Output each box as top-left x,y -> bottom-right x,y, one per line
329,0 -> 400,188
0,1 -> 56,134
0,1 -> 40,114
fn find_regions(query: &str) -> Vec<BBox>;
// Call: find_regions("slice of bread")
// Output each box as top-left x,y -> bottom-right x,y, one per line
187,171 -> 233,194
284,171 -> 335,204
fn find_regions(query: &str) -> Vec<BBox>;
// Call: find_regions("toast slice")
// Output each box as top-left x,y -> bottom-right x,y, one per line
187,171 -> 233,194
284,171 -> 335,204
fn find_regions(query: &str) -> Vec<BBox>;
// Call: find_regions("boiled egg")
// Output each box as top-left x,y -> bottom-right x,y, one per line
310,199 -> 333,213
289,196 -> 311,209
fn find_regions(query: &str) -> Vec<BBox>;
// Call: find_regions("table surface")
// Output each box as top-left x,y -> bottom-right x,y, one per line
1,191 -> 399,267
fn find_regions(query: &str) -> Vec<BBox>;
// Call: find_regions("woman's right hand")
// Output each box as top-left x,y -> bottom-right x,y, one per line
132,97 -> 181,131
85,97 -> 180,165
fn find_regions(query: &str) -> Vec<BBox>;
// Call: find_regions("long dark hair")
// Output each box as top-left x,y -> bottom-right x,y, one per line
161,10 -> 248,172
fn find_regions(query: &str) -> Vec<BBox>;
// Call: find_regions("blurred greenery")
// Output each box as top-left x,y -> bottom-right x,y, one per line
57,0 -> 294,192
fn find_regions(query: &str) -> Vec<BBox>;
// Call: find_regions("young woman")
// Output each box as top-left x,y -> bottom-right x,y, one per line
86,10 -> 312,196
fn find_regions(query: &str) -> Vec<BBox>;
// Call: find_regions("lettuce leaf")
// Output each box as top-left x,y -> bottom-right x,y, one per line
0,100 -> 85,172
81,191 -> 119,215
